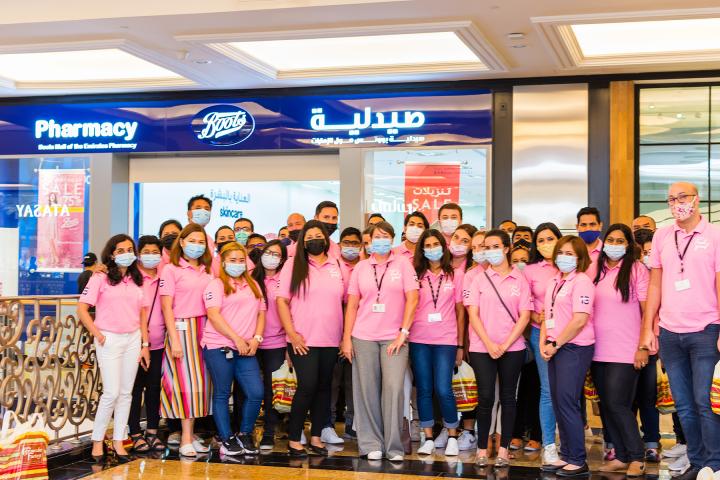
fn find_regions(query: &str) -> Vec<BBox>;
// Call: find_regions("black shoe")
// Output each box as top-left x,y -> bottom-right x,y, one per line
555,464 -> 590,477
309,444 -> 329,456
288,445 -> 308,457
259,434 -> 275,450
675,467 -> 702,480
541,463 -> 567,472
91,454 -> 105,464
238,434 -> 259,455
220,437 -> 244,456
343,426 -> 357,440
116,454 -> 133,464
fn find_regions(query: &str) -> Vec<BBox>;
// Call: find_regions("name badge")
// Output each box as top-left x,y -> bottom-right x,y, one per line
428,313 -> 442,323
372,303 -> 386,313
545,317 -> 555,330
175,321 -> 188,331
225,349 -> 234,360
675,279 -> 691,291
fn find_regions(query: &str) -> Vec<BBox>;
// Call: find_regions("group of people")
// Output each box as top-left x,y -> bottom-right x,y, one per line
76,181 -> 720,480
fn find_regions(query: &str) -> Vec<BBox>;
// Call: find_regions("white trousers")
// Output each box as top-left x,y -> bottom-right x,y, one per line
91,330 -> 141,441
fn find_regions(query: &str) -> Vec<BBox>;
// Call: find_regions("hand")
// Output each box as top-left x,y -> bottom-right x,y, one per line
234,337 -> 250,355
541,344 -> 556,361
341,337 -> 354,362
487,341 -> 505,360
639,329 -> 657,352
139,347 -> 151,370
289,332 -> 308,355
634,349 -> 650,370
95,332 -> 106,346
455,348 -> 464,367
247,339 -> 259,356
386,333 -> 406,356
170,336 -> 183,359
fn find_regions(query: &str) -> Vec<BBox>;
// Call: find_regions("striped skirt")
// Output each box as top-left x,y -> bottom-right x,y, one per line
160,316 -> 212,419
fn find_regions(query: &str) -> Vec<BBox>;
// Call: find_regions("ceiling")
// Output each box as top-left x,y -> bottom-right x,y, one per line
1,0 -> 720,97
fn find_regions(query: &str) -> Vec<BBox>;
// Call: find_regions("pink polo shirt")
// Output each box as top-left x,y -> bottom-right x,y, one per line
348,253 -> 419,341
339,259 -> 358,295
260,272 -> 285,349
277,257 -> 345,347
462,265 -> 484,306
141,270 -> 166,350
392,242 -> 415,262
523,260 -> 559,328
466,267 -> 533,353
544,271 -> 595,346
80,273 -> 147,334
410,269 -> 464,345
159,258 -> 213,318
202,278 -> 265,350
586,240 -> 603,280
649,215 -> 720,333
593,261 -> 648,363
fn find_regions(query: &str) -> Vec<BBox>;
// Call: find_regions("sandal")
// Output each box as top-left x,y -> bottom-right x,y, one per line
145,434 -> 166,452
130,434 -> 150,453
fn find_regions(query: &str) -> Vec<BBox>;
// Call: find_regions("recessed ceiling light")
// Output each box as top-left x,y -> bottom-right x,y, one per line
511,44 -> 527,49
507,33 -> 525,39
193,59 -> 212,64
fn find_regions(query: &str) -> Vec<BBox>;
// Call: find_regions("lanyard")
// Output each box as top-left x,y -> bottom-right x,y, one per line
372,262 -> 390,303
549,279 -> 566,319
426,273 -> 444,310
674,231 -> 697,275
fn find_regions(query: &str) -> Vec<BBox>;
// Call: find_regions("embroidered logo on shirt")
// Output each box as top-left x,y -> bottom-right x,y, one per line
694,237 -> 710,251
159,279 -> 165,288
390,269 -> 402,282
510,286 -> 521,297
443,282 -> 454,291
81,287 -> 89,296
462,289 -> 471,299
329,268 -> 341,279
579,295 -> 590,305
205,291 -> 213,301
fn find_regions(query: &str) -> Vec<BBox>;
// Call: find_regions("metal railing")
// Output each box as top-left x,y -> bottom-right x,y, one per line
0,295 -> 102,447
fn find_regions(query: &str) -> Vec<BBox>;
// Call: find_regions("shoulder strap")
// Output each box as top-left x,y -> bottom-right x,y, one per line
148,279 -> 160,318
483,271 -> 516,324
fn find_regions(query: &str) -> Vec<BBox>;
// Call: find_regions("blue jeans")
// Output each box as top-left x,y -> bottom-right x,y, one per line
409,343 -> 459,429
203,347 -> 263,441
530,327 -> 557,447
659,324 -> 720,470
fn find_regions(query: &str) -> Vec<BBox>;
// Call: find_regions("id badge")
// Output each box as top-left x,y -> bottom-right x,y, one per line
225,348 -> 234,360
428,313 -> 442,323
545,317 -> 555,330
175,321 -> 188,331
675,279 -> 691,291
372,303 -> 386,313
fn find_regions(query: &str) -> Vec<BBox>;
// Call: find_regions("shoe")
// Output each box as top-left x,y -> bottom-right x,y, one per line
645,448 -> 660,463
288,445 -> 307,457
525,440 -> 541,452
669,455 -> 690,472
417,440 -> 435,455
167,432 -> 181,446
627,461 -> 646,478
192,439 -> 209,454
409,420 -> 421,442
599,459 -> 628,472
697,467 -> 715,480
475,455 -> 489,467
556,463 -> 590,477
675,467 -> 702,480
495,457 -> 510,468
219,437 -> 244,456
238,434 -> 259,455
457,431 -> 477,451
445,437 -> 459,457
309,444 -> 328,456
434,428 -> 449,448
259,434 -> 275,450
116,454 -> 133,464
510,438 -> 523,450
179,444 -> 197,457
300,431 -> 307,445
542,463 -> 568,472
388,454 -> 404,462
604,448 -> 616,461
664,444 -> 688,458
320,427 -> 344,444
542,444 -> 560,465
367,450 -> 382,460
342,426 -> 357,440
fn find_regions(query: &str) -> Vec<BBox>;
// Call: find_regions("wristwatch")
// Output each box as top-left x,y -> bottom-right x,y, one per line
545,339 -> 557,348
253,335 -> 264,344
399,328 -> 410,336
141,342 -> 150,348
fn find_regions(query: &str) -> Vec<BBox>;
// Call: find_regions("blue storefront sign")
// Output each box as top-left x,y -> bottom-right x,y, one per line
0,89 -> 492,154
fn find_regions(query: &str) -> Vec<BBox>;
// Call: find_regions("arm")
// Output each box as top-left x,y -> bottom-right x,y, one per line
501,310 -> 531,352
247,310 -> 266,356
387,290 -> 418,355
455,302 -> 466,365
77,303 -> 105,345
634,300 -> 650,369
467,305 -> 503,359
539,321 -> 550,360
552,312 -> 590,349
640,268 -> 662,350
277,297 -> 307,355
342,294 -> 359,362
161,296 -> 182,358
139,307 -> 150,369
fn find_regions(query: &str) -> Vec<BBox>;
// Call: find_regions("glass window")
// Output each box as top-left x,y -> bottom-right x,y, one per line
638,145 -> 709,202
639,86 -> 710,144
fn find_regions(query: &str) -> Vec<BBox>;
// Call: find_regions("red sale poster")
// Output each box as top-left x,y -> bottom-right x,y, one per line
404,163 -> 461,223
36,169 -> 86,272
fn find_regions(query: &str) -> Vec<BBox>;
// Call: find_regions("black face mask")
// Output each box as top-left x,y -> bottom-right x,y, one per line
161,233 -> 178,251
249,248 -> 263,265
216,240 -> 234,253
280,237 -> 292,247
288,230 -> 301,242
514,239 -> 532,250
305,239 -> 326,256
321,222 -> 338,237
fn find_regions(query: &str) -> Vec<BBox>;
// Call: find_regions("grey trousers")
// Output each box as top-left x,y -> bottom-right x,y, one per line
352,337 -> 408,458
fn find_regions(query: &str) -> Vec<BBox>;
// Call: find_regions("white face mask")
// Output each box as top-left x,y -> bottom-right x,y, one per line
405,226 -> 424,243
440,219 -> 459,236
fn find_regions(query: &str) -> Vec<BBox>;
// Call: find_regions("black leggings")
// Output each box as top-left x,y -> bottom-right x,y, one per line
287,346 -> 338,441
470,350 -> 526,450
128,349 -> 164,435
258,347 -> 286,436
513,360 -> 541,442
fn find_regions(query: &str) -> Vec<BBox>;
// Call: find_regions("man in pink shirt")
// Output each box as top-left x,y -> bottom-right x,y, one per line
640,182 -> 720,478
576,207 -> 603,279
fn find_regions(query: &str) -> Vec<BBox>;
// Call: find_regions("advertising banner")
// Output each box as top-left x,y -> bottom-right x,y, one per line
404,163 -> 461,224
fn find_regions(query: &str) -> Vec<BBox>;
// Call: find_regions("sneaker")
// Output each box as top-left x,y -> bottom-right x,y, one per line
238,434 -> 259,455
367,450 -> 383,460
219,437 -> 244,456
342,425 -> 357,440
417,439 -> 435,455
525,440 -> 542,452
192,439 -> 209,454
510,438 -> 523,450
668,454 -> 690,472
409,420 -> 421,442
167,432 -> 181,446
388,454 -> 404,462
434,428 -> 449,449
698,467 -> 715,480
321,427 -> 344,444
259,434 -> 274,450
300,431 -> 307,445
542,444 -> 560,465
457,431 -> 477,451
604,448 -> 616,461
445,437 -> 459,457
210,435 -> 222,450
645,448 -> 660,463
664,443 -> 688,458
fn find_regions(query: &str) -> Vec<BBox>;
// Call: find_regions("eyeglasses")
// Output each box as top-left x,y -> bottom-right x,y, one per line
234,226 -> 252,233
667,194 -> 696,205
263,251 -> 282,259
340,241 -> 362,247
249,243 -> 265,250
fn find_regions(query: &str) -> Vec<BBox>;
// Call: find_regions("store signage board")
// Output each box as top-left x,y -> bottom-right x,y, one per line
0,89 -> 491,154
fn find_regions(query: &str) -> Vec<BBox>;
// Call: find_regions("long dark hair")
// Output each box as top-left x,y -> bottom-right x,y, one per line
413,229 -> 454,279
252,239 -> 288,306
101,234 -> 143,287
290,220 -> 329,296
455,223 -> 477,270
529,222 -> 563,264
594,223 -> 635,303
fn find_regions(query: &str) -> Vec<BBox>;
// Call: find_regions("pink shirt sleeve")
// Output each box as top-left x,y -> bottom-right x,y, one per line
276,262 -> 293,299
572,274 -> 595,314
634,262 -> 649,302
203,279 -> 223,310
399,257 -> 419,293
453,270 -> 464,304
465,273 -> 482,307
649,232 -> 663,269
159,265 -> 176,297
79,273 -> 102,306
347,263 -> 361,297
519,275 -> 534,311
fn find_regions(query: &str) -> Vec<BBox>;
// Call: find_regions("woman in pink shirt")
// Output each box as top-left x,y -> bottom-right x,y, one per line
277,220 -> 345,457
203,242 -> 266,456
465,229 -> 533,468
409,229 -> 465,457
449,224 -> 478,271
159,223 -> 213,457
77,234 -> 150,463
540,236 -> 595,476
250,239 -> 289,449
590,224 -> 648,476
342,221 -> 419,462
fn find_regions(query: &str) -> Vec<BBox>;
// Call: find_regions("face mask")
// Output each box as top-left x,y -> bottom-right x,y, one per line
182,242 -> 206,260
405,226 -> 423,243
161,233 -> 178,251
341,246 -> 361,261
261,253 -> 281,270
515,261 -> 527,271
578,230 -> 601,245
671,202 -> 695,222
305,239 -> 326,256
114,252 -> 136,267
537,242 -> 556,260
424,246 -> 443,262
555,254 -> 577,273
643,255 -> 651,270
484,249 -> 505,266
449,243 -> 469,257
224,262 -> 246,278
321,222 -> 338,237
140,253 -> 161,269
603,244 -> 626,261
280,237 -> 292,247
288,230 -> 301,242
249,248 -> 263,265
191,209 -> 211,226
472,251 -> 485,264
440,219 -> 459,236
235,230 -> 249,246
371,238 -> 392,255
514,239 -> 532,250
216,241 -> 234,253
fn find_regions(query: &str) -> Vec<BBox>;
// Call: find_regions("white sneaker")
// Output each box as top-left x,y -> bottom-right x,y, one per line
409,420 -> 421,442
367,450 -> 383,460
434,428 -> 449,448
668,454 -> 689,472
417,440 -> 435,455
697,467 -> 715,480
388,454 -> 404,462
663,443 -> 687,458
542,444 -> 560,465
445,437 -> 459,456
320,427 -> 344,444
167,432 -> 181,446
179,444 -> 197,457
300,431 -> 307,445
457,431 -> 477,451
192,439 -> 209,453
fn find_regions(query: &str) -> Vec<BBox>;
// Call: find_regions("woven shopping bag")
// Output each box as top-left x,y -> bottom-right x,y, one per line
711,361 -> 720,415
656,370 -> 676,414
584,371 -> 599,401
0,412 -> 49,480
271,361 -> 297,414
452,361 -> 478,412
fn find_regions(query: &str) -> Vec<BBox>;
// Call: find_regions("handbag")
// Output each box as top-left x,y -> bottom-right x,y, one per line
271,361 -> 297,414
711,361 -> 720,415
656,370 -> 676,414
483,272 -> 534,364
0,412 -> 49,480
452,361 -> 478,412
584,371 -> 599,402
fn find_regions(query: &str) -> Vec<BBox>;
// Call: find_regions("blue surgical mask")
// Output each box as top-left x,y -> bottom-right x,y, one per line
114,252 -> 136,267
555,254 -> 578,273
191,209 -> 211,226
424,246 -> 443,262
224,262 -> 246,278
371,238 -> 392,255
578,230 -> 601,245
235,230 -> 249,246
603,244 -> 626,261
182,242 -> 206,260
515,261 -> 527,271
472,251 -> 485,264
140,253 -> 161,269
341,246 -> 361,261
484,249 -> 505,266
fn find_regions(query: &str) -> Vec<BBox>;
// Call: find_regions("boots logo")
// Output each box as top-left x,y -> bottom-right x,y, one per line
192,105 -> 255,146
